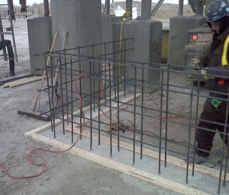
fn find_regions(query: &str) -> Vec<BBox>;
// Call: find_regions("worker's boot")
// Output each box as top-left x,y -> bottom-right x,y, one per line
184,153 -> 208,164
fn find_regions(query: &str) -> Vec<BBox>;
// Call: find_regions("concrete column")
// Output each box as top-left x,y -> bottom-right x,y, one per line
113,19 -> 162,92
168,15 -> 206,66
27,17 -> 52,75
141,0 -> 151,20
51,0 -> 102,106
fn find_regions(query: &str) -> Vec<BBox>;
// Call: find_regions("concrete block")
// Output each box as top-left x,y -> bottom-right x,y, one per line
168,15 -> 206,66
27,17 -> 52,75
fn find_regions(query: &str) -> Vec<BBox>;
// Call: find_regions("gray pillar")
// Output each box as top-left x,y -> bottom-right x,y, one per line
51,0 -> 102,106
44,0 -> 50,17
126,0 -> 132,19
113,19 -> 162,93
178,0 -> 183,16
105,0 -> 110,14
141,0 -> 151,20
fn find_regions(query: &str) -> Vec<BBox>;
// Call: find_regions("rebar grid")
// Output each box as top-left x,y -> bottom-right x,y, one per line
43,40 -> 229,194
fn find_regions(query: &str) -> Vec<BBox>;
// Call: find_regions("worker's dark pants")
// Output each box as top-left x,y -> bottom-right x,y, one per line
196,93 -> 229,157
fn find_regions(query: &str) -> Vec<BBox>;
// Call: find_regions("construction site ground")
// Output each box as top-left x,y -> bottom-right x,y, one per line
1,8 -> 229,195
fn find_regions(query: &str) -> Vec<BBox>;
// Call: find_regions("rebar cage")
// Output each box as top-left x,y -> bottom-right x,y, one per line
43,39 -> 229,193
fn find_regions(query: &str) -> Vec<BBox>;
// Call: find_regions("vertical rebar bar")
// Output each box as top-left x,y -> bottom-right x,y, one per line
92,44 -> 96,111
50,56 -> 56,138
90,61 -> 93,150
65,54 -> 69,128
133,66 -> 137,164
105,42 -> 108,106
164,66 -> 170,167
159,69 -> 164,174
78,47 -> 83,140
186,77 -> 194,184
70,57 -> 74,143
218,92 -> 229,193
124,39 -> 127,98
98,58 -> 101,146
57,51 -> 67,134
140,64 -> 145,159
60,53 -> 65,135
117,62 -> 120,152
224,131 -> 229,186
192,74 -> 201,176
109,62 -> 113,157
223,106 -> 229,187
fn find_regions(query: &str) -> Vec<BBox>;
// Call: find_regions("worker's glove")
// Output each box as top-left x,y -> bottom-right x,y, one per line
201,68 -> 215,80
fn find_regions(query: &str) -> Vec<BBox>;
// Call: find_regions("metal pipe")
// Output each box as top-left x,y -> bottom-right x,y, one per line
141,0 -> 151,20
105,0 -> 110,14
44,0 -> 50,17
126,0 -> 132,19
178,0 -> 184,16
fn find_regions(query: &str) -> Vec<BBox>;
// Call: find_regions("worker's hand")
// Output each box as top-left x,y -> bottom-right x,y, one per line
201,68 -> 214,80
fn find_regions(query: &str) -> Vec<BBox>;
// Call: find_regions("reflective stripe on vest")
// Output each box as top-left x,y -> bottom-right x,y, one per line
221,34 -> 229,66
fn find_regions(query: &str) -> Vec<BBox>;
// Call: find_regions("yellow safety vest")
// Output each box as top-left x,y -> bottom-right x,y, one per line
221,34 -> 229,65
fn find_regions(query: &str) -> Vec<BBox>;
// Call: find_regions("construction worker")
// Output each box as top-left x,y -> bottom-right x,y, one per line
190,0 -> 229,164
